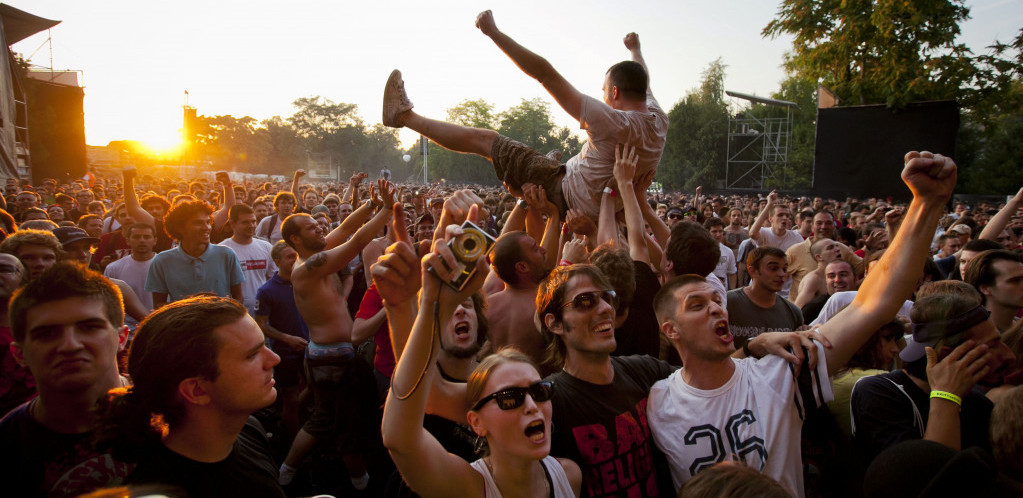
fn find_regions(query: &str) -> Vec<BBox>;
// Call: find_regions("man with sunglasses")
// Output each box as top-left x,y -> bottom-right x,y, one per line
539,259 -> 814,498
647,151 -> 959,495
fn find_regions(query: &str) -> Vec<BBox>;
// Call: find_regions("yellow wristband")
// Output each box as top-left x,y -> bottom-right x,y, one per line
930,390 -> 962,406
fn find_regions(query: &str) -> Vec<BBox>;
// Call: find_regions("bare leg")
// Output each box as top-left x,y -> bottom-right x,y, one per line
283,428 -> 318,467
405,111 -> 498,159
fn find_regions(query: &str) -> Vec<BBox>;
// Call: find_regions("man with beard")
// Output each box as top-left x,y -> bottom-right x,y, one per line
220,204 -> 276,316
276,179 -> 394,491
145,200 -> 244,307
487,185 -> 560,368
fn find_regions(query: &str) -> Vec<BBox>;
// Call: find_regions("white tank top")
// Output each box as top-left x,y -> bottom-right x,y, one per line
469,455 -> 575,498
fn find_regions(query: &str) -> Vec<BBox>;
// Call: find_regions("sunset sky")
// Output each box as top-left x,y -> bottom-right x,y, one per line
14,0 -> 1023,153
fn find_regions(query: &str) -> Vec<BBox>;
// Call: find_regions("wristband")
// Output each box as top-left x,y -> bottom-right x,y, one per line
741,339 -> 753,358
930,390 -> 962,406
558,259 -> 573,267
603,187 -> 617,197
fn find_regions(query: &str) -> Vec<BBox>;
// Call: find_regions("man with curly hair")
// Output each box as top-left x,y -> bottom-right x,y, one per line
145,200 -> 243,308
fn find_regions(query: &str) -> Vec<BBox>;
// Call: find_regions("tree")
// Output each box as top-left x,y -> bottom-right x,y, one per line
763,0 -> 977,108
659,59 -> 730,192
191,115 -> 271,172
447,99 -> 496,129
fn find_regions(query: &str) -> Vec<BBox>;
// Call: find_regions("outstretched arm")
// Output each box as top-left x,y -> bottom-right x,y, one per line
615,144 -> 651,264
289,169 -> 305,194
380,209 -> 488,498
749,190 -> 779,244
122,167 -> 155,226
821,152 -> 956,376
476,10 -> 584,121
979,186 -> 1023,241
212,172 -> 234,233
623,32 -> 649,89
295,180 -> 395,280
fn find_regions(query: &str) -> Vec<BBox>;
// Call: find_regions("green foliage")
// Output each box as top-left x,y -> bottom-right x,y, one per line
750,73 -> 817,190
658,59 -> 730,192
763,0 -> 975,108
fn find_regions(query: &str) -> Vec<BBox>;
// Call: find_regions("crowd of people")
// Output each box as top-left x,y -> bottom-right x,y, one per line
2,9 -> 1023,498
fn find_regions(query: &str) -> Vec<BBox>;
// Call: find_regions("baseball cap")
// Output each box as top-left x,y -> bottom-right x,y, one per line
53,226 -> 100,248
899,304 -> 990,362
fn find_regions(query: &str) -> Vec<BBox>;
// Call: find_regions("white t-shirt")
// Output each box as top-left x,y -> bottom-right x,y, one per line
104,255 -> 155,328
809,290 -> 914,326
713,242 -> 737,284
562,92 -> 668,220
219,238 -> 276,314
757,227 -> 804,252
648,341 -> 832,497
255,215 -> 283,244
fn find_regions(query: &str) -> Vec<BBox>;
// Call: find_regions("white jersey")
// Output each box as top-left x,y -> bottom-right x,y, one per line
809,291 -> 913,326
219,238 -> 276,315
648,341 -> 832,497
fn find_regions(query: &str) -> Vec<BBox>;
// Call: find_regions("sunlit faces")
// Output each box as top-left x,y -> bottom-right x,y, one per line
663,281 -> 734,361
959,250 -> 980,278
13,296 -> 126,393
812,212 -> 835,239
415,220 -> 435,243
292,216 -> 326,252
982,259 -> 1023,309
82,218 -> 104,239
202,315 -> 281,415
275,198 -> 296,217
825,260 -> 856,294
63,240 -> 97,265
303,191 -> 319,210
231,212 -> 258,239
468,361 -> 552,460
116,207 -> 135,229
0,254 -> 24,297
771,206 -> 792,231
15,244 -> 58,280
253,202 -> 270,221
518,235 -> 549,284
750,255 -> 787,294
728,209 -> 744,226
708,225 -> 724,243
441,297 -> 481,359
338,203 -> 353,221
545,274 -> 616,356
127,227 -> 157,256
181,213 -> 212,245
273,245 -> 299,276
46,205 -> 65,222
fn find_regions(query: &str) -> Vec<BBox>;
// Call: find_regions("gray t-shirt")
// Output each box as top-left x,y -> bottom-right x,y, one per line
726,287 -> 803,350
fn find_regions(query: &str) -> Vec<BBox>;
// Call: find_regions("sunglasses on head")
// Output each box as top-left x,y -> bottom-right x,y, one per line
472,380 -> 553,411
560,290 -> 617,312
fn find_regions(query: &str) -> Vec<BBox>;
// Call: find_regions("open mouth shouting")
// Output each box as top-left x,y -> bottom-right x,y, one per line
524,419 -> 547,444
453,321 -> 472,341
714,319 -> 733,344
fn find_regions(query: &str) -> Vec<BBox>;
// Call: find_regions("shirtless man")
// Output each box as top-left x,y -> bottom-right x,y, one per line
277,179 -> 394,491
794,238 -> 843,308
487,185 -> 560,368
383,10 -> 666,221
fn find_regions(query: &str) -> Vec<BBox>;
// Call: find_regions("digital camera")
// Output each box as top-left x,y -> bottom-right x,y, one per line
437,220 -> 496,291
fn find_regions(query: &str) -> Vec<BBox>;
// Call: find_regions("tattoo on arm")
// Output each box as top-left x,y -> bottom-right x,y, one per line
306,252 -> 327,270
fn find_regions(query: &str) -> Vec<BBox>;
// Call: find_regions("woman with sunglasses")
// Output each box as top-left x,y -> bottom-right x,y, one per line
380,208 -> 582,497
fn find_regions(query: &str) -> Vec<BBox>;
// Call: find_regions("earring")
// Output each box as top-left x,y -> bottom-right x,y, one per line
473,434 -> 488,456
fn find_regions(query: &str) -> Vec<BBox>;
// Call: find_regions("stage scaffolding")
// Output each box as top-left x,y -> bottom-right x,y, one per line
724,91 -> 796,190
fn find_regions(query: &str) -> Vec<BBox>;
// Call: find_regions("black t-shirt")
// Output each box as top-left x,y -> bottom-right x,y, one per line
851,370 -> 994,464
612,261 -> 661,358
0,401 -> 124,497
547,355 -> 676,498
126,417 -> 285,498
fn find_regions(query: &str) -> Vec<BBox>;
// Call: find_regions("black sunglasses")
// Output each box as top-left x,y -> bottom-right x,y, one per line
667,213 -> 684,220
472,380 -> 554,411
560,290 -> 617,312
